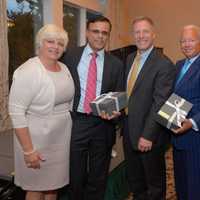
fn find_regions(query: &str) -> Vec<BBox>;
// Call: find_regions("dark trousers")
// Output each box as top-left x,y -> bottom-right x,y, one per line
173,147 -> 200,200
123,118 -> 166,200
69,112 -> 113,200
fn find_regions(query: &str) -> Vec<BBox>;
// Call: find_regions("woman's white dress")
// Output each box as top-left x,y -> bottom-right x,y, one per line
9,57 -> 74,191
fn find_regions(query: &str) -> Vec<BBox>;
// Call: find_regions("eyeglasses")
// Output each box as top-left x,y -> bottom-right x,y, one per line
88,29 -> 110,37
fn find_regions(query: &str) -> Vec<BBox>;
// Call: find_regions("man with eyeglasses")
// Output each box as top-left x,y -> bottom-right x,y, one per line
61,16 -> 123,200
172,25 -> 200,200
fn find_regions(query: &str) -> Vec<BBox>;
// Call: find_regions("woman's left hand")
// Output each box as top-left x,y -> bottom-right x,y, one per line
24,150 -> 45,169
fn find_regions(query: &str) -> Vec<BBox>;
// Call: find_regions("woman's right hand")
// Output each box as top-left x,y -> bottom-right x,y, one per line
24,150 -> 45,169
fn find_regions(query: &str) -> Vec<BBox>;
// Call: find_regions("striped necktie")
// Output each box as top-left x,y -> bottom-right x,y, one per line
176,59 -> 191,85
83,52 -> 97,113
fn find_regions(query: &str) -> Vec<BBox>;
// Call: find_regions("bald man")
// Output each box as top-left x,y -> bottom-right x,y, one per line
172,25 -> 200,200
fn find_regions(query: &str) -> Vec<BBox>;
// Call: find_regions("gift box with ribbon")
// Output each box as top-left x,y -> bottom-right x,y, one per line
90,92 -> 127,116
156,93 -> 193,130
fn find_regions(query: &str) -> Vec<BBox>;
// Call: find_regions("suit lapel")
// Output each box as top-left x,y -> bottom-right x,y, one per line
73,47 -> 84,82
70,47 -> 85,111
131,48 -> 157,94
125,52 -> 136,80
101,52 -> 110,93
175,55 -> 200,90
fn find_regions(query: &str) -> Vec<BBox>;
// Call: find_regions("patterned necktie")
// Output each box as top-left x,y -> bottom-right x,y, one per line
83,52 -> 97,113
127,53 -> 141,97
176,59 -> 190,85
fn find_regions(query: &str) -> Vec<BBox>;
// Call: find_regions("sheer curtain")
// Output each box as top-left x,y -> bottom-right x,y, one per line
0,0 -> 11,132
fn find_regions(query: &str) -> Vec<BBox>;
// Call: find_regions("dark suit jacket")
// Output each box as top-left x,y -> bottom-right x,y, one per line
173,55 -> 200,150
125,48 -> 176,150
62,46 -> 124,109
61,46 -> 124,146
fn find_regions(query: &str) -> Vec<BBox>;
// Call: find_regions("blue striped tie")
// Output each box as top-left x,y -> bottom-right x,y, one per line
176,59 -> 191,85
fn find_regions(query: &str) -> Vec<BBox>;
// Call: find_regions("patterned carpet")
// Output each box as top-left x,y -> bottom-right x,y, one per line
0,146 -> 177,200
165,147 -> 177,200
125,147 -> 177,200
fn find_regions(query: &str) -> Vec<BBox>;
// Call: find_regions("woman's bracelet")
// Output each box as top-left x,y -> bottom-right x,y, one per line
23,149 -> 36,156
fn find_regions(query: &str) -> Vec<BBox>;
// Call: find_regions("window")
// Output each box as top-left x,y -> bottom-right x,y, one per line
63,3 -> 101,48
7,0 -> 103,84
7,0 -> 43,85
63,3 -> 79,47
86,10 -> 101,21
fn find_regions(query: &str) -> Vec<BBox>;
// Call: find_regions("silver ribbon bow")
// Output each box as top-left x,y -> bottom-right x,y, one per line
92,92 -> 120,115
166,98 -> 187,129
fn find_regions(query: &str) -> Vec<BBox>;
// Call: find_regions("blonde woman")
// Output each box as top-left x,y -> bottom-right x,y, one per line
9,24 -> 74,200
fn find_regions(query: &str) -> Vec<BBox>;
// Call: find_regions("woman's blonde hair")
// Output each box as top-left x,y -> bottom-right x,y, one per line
35,24 -> 68,54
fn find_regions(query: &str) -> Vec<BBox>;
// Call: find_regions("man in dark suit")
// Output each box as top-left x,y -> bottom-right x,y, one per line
61,16 -> 123,200
172,25 -> 200,200
123,16 -> 176,200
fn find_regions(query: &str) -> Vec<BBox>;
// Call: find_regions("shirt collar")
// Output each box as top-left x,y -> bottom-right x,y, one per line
85,44 -> 105,59
188,53 -> 200,64
138,45 -> 154,59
